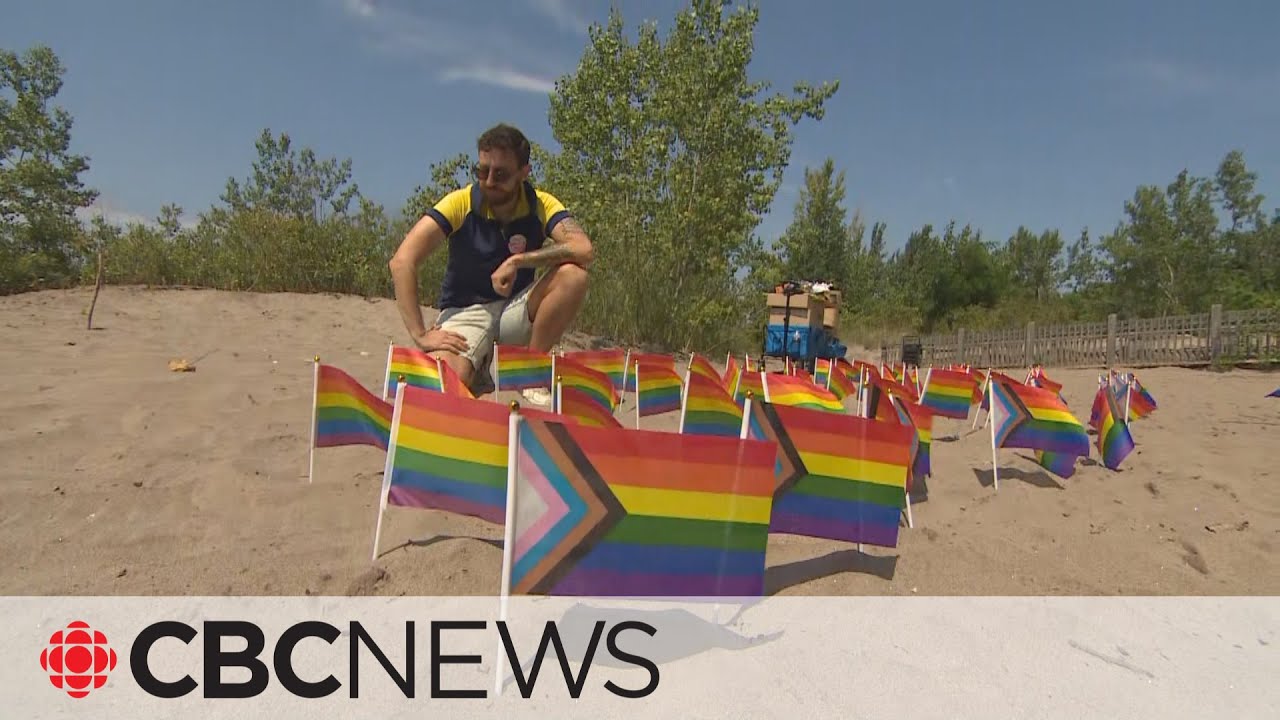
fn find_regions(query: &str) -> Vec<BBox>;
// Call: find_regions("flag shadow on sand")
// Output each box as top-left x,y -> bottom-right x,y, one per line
494,600 -> 786,694
973,466 -> 1064,490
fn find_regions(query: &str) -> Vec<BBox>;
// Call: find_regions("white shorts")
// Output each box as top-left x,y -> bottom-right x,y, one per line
435,277 -> 540,392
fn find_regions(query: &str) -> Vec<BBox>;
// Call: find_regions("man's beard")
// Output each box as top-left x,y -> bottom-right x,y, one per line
482,186 -> 517,208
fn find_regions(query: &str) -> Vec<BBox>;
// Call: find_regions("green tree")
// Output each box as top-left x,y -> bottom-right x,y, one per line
1,45 -> 97,290
777,158 -> 854,287
219,128 -> 361,222
541,0 -> 837,350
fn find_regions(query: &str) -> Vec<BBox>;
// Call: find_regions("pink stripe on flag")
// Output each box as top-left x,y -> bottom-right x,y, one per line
514,443 -> 570,559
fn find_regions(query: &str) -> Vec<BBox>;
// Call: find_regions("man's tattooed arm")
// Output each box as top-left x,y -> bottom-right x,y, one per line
512,217 -> 594,269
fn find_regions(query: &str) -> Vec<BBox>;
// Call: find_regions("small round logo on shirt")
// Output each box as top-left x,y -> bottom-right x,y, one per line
507,234 -> 527,254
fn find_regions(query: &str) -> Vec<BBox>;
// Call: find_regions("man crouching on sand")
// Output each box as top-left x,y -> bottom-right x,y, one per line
388,123 -> 593,405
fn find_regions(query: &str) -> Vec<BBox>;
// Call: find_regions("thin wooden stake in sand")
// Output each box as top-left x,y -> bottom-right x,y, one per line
86,245 -> 104,330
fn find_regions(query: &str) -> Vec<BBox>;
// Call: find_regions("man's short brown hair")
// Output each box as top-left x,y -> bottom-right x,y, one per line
477,123 -> 531,167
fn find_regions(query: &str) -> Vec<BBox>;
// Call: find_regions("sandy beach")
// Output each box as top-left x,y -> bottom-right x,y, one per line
2,286 -> 1276,597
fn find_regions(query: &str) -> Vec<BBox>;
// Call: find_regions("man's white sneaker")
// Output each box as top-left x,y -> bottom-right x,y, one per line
521,387 -> 552,406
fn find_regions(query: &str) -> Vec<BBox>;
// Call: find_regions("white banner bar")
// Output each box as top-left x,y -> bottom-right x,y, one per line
5,596 -> 1277,718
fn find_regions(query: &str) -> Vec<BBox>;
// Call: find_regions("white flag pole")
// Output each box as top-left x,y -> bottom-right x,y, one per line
371,379 -> 406,562
308,356 -> 320,484
382,342 -> 394,400
678,365 -> 691,434
494,401 -> 522,697
988,379 -> 1000,491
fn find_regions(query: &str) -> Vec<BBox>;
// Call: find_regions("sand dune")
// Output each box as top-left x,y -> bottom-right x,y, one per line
2,286 -> 1276,596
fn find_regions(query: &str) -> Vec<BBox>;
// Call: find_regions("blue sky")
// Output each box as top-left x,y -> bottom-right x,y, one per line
5,0 -> 1278,253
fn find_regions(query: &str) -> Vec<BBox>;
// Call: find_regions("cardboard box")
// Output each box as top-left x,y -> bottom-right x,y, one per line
821,290 -> 841,329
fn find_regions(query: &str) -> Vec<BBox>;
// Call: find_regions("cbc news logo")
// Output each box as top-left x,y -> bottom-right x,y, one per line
39,620 -> 118,698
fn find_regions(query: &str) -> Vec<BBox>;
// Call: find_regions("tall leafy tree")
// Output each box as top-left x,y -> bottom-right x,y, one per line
1,45 -> 97,289
218,128 -> 361,222
542,0 -> 837,349
777,158 -> 854,287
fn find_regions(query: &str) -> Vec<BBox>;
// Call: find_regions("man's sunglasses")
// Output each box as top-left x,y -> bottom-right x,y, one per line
473,164 -> 513,183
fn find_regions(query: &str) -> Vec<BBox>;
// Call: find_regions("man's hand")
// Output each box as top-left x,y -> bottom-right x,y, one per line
491,258 -> 518,297
412,324 -> 470,354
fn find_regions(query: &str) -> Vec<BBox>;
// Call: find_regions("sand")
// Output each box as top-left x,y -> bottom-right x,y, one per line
1,286 -> 1277,597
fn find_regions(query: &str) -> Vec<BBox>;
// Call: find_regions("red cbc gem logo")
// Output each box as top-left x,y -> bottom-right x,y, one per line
39,621 -> 117,698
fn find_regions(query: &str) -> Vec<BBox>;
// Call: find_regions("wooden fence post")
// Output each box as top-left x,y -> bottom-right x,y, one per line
1024,322 -> 1035,366
957,328 -> 966,366
1209,304 -> 1223,363
1107,314 -> 1117,370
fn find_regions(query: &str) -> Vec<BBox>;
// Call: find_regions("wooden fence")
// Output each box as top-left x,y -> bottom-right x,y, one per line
879,304 -> 1280,369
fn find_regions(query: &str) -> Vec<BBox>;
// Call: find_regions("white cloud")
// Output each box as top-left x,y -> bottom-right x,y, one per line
76,199 -> 197,230
336,0 -> 565,93
439,64 -> 556,94
527,0 -> 589,35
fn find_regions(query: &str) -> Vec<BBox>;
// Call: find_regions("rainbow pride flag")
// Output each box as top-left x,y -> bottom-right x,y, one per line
763,372 -> 844,413
382,384 -> 570,524
827,364 -> 858,402
891,395 -> 933,485
634,361 -> 683,418
679,370 -> 744,437
564,348 -> 628,393
383,345 -> 442,399
494,344 -> 553,391
990,379 -> 1090,456
813,358 -> 834,388
557,383 -> 622,428
1034,449 -> 1079,479
686,353 -> 722,384
1095,385 -> 1135,470
313,363 -> 393,450
624,352 -> 675,392
509,416 -> 778,596
552,354 -> 619,413
732,368 -> 764,406
1122,376 -> 1157,420
919,368 -> 977,419
745,398 -> 913,548
722,354 -> 741,393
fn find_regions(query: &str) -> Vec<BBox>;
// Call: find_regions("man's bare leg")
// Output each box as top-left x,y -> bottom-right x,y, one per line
430,350 -> 474,386
525,263 -> 589,352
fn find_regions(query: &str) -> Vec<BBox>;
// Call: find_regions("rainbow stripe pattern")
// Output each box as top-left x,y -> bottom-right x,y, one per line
557,384 -> 622,428
564,348 -> 628,393
891,395 -> 933,486
1095,385 -> 1135,470
745,399 -> 914,548
680,370 -> 744,437
511,416 -> 778,596
733,368 -> 764,406
384,384 -> 569,524
763,372 -> 844,413
624,352 -> 675,392
824,363 -> 855,404
314,363 -> 393,450
686,353 -> 721,384
553,354 -> 619,413
990,378 -> 1090,456
1034,449 -> 1078,479
384,345 -> 442,398
634,361 -> 683,417
920,368 -> 977,419
494,344 -> 553,391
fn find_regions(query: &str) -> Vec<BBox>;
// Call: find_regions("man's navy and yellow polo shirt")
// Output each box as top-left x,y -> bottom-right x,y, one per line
425,181 -> 572,310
